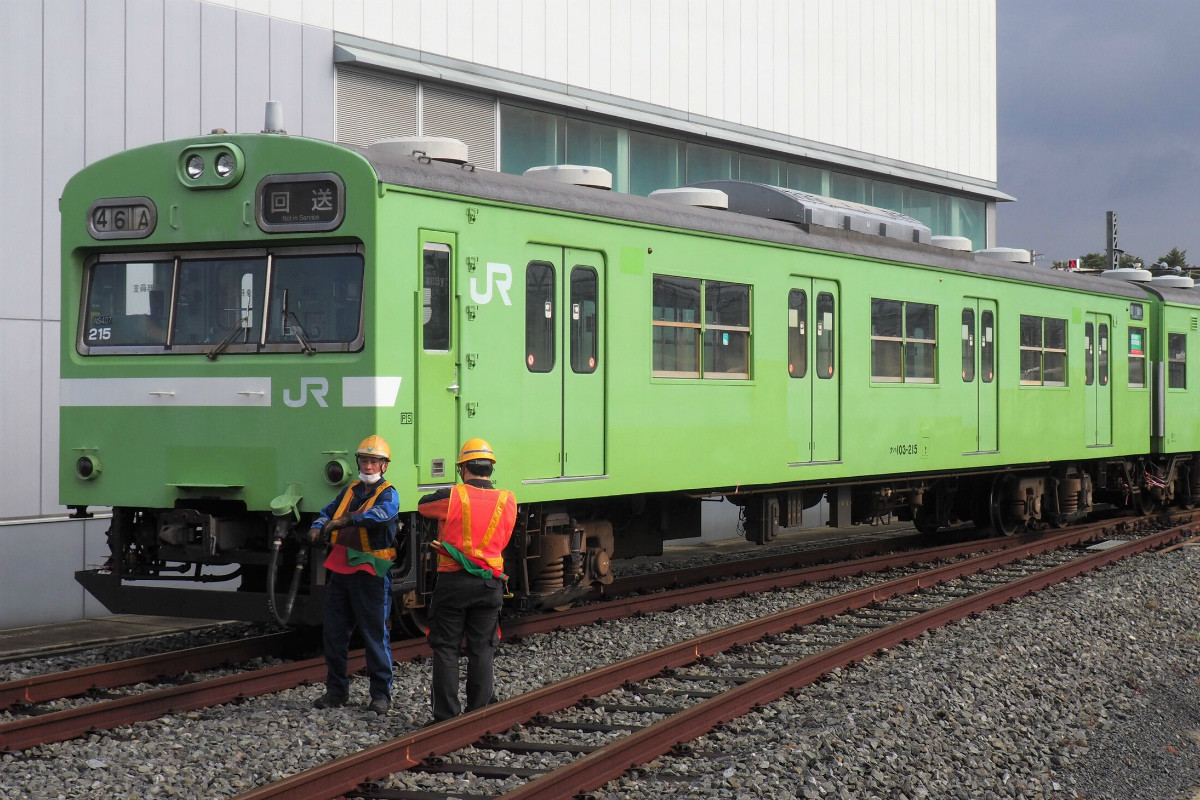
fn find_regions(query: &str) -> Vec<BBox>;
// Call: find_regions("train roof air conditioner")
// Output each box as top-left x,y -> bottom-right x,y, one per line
371,136 -> 469,164
648,186 -> 729,209
523,165 -> 613,190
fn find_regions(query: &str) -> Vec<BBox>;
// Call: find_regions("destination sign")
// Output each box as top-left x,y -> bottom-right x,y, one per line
257,172 -> 345,233
88,197 -> 157,240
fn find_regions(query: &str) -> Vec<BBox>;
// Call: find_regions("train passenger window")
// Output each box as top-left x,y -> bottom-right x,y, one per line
981,310 -> 995,382
1128,327 -> 1146,388
266,253 -> 364,344
788,290 -> 807,378
1168,332 -> 1187,389
652,275 -> 701,377
569,267 -> 599,374
1084,322 -> 1095,386
1020,314 -> 1068,386
870,298 -> 935,382
421,244 -> 451,352
1098,323 -> 1109,385
81,259 -> 175,349
526,262 -> 556,373
703,281 -> 750,379
816,292 -> 835,379
961,309 -> 975,382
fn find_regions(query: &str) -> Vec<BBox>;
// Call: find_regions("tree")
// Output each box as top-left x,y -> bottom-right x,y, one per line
1157,248 -> 1188,270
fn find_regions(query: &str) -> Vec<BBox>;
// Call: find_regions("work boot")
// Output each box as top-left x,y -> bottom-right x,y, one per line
312,692 -> 347,709
367,697 -> 390,715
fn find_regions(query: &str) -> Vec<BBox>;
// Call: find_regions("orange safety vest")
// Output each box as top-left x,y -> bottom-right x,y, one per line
436,484 -> 516,574
324,480 -> 397,576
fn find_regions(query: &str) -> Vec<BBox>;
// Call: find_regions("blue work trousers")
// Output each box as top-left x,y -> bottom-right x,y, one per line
322,569 -> 393,702
427,569 -> 504,720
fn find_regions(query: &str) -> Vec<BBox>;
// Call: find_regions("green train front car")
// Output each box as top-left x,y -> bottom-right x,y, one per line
61,134 -> 407,625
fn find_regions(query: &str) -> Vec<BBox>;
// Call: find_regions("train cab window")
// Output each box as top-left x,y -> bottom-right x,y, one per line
569,266 -> 599,374
1020,315 -> 1067,386
266,253 -> 364,345
961,309 -> 975,382
82,259 -> 175,349
526,262 -> 556,373
421,244 -> 451,352
816,292 -> 835,379
981,310 -> 995,382
788,289 -> 808,378
870,299 -> 936,383
1168,332 -> 1187,389
703,281 -> 750,379
173,257 -> 268,349
1128,327 -> 1146,388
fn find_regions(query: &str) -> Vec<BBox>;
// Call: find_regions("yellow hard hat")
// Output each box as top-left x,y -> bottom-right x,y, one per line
356,435 -> 391,461
456,438 -> 496,465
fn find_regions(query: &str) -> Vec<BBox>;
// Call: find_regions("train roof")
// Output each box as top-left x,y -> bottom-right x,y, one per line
351,140 -> 1166,306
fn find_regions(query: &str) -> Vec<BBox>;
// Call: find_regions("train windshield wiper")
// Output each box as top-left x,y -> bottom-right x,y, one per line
206,313 -> 251,361
280,289 -> 317,355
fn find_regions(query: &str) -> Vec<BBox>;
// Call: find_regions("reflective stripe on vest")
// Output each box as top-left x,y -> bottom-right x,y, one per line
332,480 -> 397,562
449,484 -> 513,572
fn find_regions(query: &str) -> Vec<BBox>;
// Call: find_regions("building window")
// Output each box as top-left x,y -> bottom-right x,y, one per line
525,262 -> 555,373
1020,315 -> 1067,386
653,275 -> 750,379
871,299 -> 937,383
1168,332 -> 1187,389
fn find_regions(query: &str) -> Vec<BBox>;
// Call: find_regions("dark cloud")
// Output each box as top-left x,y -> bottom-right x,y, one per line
997,0 -> 1200,266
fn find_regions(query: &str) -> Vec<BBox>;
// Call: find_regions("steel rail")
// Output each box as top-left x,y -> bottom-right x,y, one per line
226,520 -> 1188,800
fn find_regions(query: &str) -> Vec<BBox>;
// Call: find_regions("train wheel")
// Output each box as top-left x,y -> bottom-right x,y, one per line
988,474 -> 1022,536
1134,490 -> 1159,515
391,604 -> 429,639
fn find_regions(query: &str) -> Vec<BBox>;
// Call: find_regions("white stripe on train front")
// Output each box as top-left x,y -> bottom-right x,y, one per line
59,376 -> 402,408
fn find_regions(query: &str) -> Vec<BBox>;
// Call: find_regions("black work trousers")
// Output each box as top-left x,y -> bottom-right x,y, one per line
427,569 -> 504,721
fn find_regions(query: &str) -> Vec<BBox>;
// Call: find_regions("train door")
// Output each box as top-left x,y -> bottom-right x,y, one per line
416,234 -> 458,483
522,246 -> 606,479
787,278 -> 840,463
962,299 -> 998,453
1084,312 -> 1113,446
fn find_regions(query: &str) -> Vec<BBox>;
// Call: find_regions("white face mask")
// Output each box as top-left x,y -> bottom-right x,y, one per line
359,471 -> 381,485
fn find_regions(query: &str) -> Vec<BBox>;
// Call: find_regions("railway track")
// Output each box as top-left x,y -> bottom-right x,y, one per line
215,517 -> 1190,800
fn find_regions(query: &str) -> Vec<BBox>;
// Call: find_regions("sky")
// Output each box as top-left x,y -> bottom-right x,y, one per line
996,0 -> 1200,268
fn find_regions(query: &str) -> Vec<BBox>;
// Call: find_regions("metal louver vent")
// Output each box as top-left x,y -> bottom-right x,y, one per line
336,66 -> 417,147
420,84 -> 496,170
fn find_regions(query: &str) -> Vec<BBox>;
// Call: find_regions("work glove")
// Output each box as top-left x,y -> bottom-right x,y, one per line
319,515 -> 354,543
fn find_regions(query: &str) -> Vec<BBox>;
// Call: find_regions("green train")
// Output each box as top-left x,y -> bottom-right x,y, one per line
61,128 -> 1200,628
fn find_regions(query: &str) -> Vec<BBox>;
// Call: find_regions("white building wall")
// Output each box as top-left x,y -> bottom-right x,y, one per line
211,0 -> 998,184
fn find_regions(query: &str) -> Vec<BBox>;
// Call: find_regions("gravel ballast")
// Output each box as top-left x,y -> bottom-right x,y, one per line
1,541 -> 1197,799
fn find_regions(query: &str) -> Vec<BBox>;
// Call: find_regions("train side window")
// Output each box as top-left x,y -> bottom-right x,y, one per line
1098,323 -> 1108,385
703,281 -> 750,379
422,244 -> 451,352
1084,322 -> 1095,386
816,292 -> 835,379
526,262 -> 556,373
1168,332 -> 1187,389
569,266 -> 598,374
652,275 -> 701,378
980,310 -> 994,382
961,308 -> 975,382
1020,314 -> 1067,386
788,289 -> 807,378
1128,326 -> 1146,388
871,298 -> 935,382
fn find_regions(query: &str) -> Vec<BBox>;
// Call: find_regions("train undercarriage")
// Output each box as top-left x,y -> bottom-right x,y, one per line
73,453 -> 1198,630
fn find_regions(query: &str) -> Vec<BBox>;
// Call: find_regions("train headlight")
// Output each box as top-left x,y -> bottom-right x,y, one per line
178,143 -> 245,189
324,458 -> 350,486
184,154 -> 205,179
75,455 -> 101,480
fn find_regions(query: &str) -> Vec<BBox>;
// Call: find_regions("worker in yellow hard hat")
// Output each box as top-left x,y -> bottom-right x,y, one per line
418,438 -> 517,722
310,435 -> 400,715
